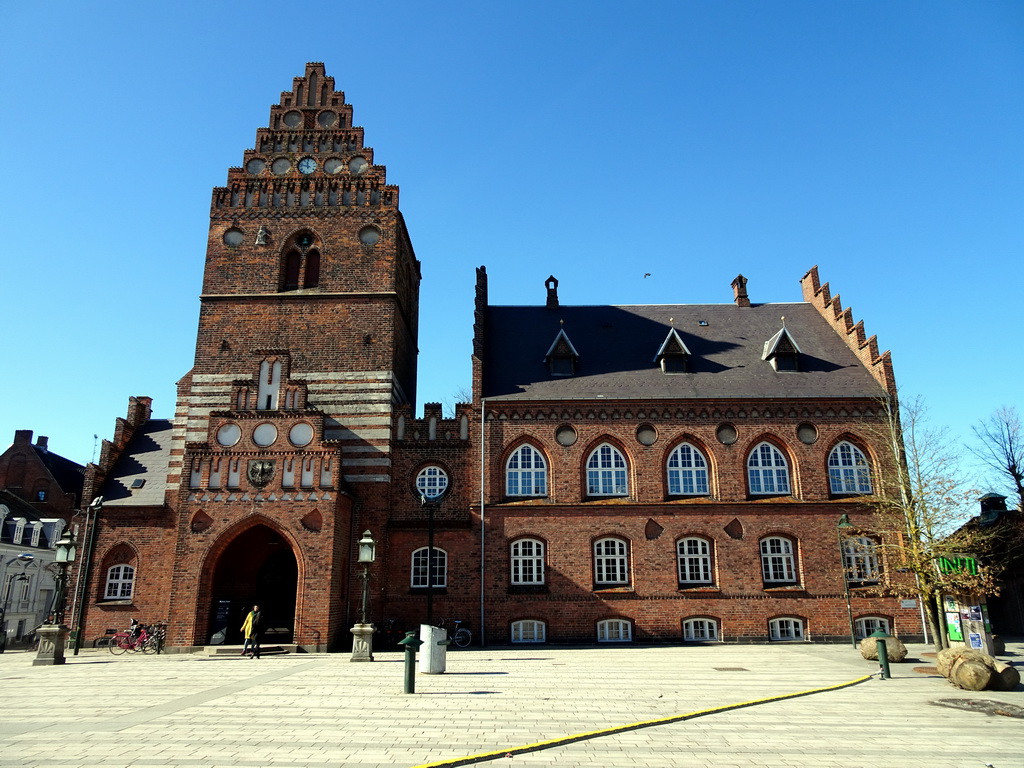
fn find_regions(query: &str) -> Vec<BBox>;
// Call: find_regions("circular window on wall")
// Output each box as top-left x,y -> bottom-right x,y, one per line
252,423 -> 278,447
282,110 -> 303,127
222,228 -> 244,246
796,423 -> 819,445
324,158 -> 344,174
317,110 -> 338,127
636,424 -> 657,446
245,158 -> 266,175
349,156 -> 368,175
555,425 -> 578,447
216,423 -> 241,447
716,423 -> 738,445
415,466 -> 449,500
289,422 -> 314,447
271,157 -> 291,175
358,226 -> 380,245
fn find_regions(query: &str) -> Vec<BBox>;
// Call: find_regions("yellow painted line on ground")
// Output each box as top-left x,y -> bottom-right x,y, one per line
411,675 -> 873,768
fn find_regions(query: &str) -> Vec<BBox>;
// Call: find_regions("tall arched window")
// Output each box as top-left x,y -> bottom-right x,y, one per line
593,538 -> 629,586
303,250 -> 321,288
677,537 -> 713,585
747,442 -> 790,495
760,536 -> 797,585
667,443 -> 710,495
586,444 -> 628,497
506,445 -> 547,496
510,538 -> 545,585
828,441 -> 872,494
282,251 -> 301,290
411,547 -> 447,588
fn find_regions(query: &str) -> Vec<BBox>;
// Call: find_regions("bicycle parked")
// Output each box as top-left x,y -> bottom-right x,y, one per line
435,618 -> 472,648
108,619 -> 165,655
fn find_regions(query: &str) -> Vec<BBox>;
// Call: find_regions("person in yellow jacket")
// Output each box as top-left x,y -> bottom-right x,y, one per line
241,605 -> 262,658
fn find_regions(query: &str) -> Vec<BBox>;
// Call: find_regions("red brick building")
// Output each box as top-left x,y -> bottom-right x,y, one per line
79,63 -> 918,649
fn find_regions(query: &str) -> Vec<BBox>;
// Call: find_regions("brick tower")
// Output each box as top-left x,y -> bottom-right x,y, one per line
161,63 -> 420,648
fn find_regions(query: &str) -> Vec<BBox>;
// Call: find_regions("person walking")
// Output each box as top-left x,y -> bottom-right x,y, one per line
240,604 -> 262,658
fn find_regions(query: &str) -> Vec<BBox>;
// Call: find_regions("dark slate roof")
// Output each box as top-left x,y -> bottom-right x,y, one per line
32,446 -> 84,500
482,302 -> 885,401
0,490 -> 63,549
100,420 -> 173,507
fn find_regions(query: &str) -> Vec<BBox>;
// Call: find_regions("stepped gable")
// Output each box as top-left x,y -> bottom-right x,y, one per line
800,266 -> 895,396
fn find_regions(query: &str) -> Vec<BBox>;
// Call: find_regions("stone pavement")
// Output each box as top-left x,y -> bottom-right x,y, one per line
0,640 -> 1021,768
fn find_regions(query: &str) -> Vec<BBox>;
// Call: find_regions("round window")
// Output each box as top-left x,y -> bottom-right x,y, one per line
317,110 -> 338,127
289,422 -> 314,447
415,466 -> 449,500
797,423 -> 819,445
252,423 -> 278,447
216,423 -> 241,447
358,226 -> 380,245
245,158 -> 266,175
636,424 -> 657,446
282,110 -> 302,127
271,157 -> 291,175
349,156 -> 368,175
716,423 -> 738,445
323,158 -> 344,174
222,228 -> 244,246
555,425 -> 578,447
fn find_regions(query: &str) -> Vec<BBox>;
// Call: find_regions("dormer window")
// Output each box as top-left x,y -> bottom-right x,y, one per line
654,327 -> 692,374
544,327 -> 579,377
762,322 -> 801,372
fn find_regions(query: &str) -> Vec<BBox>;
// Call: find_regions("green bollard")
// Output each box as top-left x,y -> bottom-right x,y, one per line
870,629 -> 891,679
398,631 -> 423,694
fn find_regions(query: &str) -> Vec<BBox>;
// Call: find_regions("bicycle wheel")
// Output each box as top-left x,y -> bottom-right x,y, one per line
141,636 -> 158,654
109,633 -> 129,655
453,628 -> 472,648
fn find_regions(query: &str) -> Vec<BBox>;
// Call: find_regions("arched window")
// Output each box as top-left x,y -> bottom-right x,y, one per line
104,564 -> 135,599
511,619 -> 547,643
586,444 -> 628,497
510,538 -> 545,585
682,617 -> 719,641
282,251 -> 301,290
828,441 -> 872,494
593,538 -> 629,586
855,616 -> 890,640
303,249 -> 320,288
769,617 -> 805,641
842,536 -> 880,583
747,442 -> 790,495
411,547 -> 447,588
760,536 -> 797,584
667,443 -> 710,495
597,618 -> 632,642
415,466 -> 449,500
677,537 -> 713,585
506,445 -> 547,497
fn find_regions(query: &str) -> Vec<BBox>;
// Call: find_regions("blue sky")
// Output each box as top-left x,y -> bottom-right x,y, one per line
2,1 -> 1021,497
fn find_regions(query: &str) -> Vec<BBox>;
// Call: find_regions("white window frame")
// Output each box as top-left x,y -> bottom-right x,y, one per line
843,536 -> 880,582
855,616 -> 891,640
769,617 -> 804,641
828,441 -> 872,494
104,565 -> 135,599
747,442 -> 791,495
411,547 -> 447,588
593,538 -> 629,586
12,518 -> 25,545
682,617 -> 719,641
511,619 -> 547,643
506,445 -> 548,497
510,538 -> 545,585
597,618 -> 632,642
667,443 -> 710,496
415,466 -> 449,500
760,537 -> 797,584
586,444 -> 629,497
677,537 -> 713,585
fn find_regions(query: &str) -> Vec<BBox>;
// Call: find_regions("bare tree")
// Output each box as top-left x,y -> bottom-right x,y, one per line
868,394 -> 998,652
971,406 -> 1024,512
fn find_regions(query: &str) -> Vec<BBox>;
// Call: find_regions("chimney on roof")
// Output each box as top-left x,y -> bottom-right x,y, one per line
35,436 -> 48,453
731,274 -> 750,307
14,430 -> 32,445
545,276 -> 559,309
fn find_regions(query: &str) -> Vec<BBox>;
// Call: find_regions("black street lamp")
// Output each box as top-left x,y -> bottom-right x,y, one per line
33,532 -> 76,666
350,530 -> 376,661
837,514 -> 858,648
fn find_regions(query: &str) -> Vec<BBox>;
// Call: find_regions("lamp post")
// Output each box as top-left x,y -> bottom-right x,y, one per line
350,530 -> 376,661
33,532 -> 76,666
837,514 -> 858,648
0,553 -> 34,654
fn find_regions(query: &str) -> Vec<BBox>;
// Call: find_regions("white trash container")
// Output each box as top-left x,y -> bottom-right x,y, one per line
418,624 -> 447,674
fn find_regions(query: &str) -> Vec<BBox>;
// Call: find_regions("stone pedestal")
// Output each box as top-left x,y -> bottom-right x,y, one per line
33,624 -> 70,666
350,623 -> 375,662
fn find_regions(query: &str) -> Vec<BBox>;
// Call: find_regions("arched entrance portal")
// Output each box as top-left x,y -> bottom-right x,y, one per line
208,525 -> 298,645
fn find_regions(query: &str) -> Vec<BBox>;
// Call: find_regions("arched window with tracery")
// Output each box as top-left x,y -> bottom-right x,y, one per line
667,443 -> 710,495
747,442 -> 791,495
828,441 -> 872,494
506,444 -> 547,497
586,443 -> 628,497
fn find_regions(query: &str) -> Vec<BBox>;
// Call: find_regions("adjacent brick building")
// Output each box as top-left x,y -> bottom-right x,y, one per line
79,63 -> 919,650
